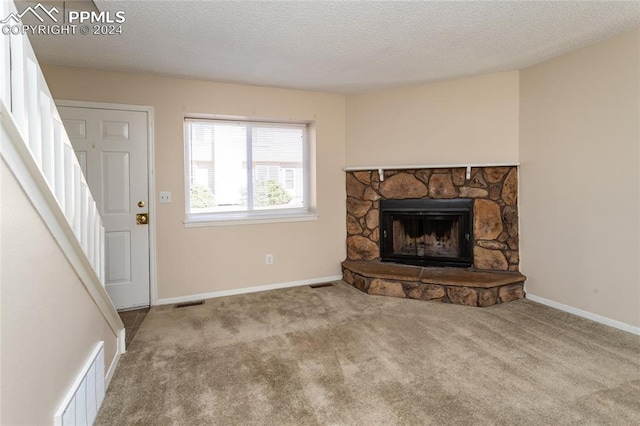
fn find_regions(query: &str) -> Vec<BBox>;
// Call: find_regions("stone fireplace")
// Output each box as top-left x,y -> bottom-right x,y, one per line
342,166 -> 526,307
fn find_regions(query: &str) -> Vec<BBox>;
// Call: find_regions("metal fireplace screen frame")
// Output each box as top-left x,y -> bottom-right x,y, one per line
379,198 -> 474,268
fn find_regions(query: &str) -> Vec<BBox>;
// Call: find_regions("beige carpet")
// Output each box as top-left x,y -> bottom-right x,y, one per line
97,282 -> 640,425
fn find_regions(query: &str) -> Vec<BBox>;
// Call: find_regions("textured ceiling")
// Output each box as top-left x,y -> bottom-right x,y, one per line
25,0 -> 640,94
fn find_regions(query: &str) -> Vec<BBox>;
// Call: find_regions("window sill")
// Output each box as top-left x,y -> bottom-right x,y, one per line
184,211 -> 319,228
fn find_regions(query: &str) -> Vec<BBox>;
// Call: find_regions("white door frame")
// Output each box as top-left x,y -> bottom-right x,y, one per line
55,99 -> 158,306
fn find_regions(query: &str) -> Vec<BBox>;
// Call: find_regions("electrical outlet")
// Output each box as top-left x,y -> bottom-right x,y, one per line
265,254 -> 274,265
159,191 -> 172,203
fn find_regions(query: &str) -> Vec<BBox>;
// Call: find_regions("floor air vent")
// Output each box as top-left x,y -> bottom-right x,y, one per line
175,300 -> 204,308
309,283 -> 334,289
54,342 -> 105,425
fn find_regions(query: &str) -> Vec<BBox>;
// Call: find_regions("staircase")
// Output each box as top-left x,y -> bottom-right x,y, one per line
0,1 -> 122,342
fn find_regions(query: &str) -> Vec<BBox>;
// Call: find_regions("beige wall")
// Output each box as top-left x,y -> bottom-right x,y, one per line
41,65 -> 347,300
346,71 -> 520,167
520,29 -> 640,328
40,32 -> 640,329
1,161 -> 118,425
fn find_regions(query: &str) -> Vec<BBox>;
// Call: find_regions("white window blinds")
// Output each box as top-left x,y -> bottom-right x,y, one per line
185,119 -> 308,218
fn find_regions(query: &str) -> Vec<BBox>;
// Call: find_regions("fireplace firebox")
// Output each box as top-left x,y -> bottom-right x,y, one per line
379,198 -> 473,268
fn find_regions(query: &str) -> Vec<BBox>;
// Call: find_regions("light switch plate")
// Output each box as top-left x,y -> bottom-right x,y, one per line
159,191 -> 172,203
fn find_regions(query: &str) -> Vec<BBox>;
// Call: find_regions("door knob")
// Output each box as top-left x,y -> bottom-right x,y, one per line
138,201 -> 145,208
136,213 -> 149,225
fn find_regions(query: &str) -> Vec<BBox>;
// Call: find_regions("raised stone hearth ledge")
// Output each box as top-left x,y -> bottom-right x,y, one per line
342,260 -> 526,307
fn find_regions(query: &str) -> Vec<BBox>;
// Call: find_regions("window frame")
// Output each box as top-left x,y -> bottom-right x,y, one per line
183,117 -> 316,227
283,168 -> 295,190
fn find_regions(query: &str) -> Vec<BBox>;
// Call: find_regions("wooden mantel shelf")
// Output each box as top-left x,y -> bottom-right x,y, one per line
343,162 -> 520,172
343,163 -> 520,180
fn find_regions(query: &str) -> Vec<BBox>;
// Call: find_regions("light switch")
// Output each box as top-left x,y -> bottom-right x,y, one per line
159,191 -> 172,203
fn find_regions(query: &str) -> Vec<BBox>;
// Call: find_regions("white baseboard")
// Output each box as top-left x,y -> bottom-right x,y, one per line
118,327 -> 126,354
526,294 -> 640,336
105,328 -> 125,389
156,275 -> 344,306
105,343 -> 122,389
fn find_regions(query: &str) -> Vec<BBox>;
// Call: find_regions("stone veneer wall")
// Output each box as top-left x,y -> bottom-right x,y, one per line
346,167 -> 519,271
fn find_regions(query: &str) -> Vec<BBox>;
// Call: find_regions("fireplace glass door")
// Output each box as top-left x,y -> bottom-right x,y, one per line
380,199 -> 473,268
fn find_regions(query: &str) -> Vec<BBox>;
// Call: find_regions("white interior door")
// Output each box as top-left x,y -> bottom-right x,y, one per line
59,106 -> 150,310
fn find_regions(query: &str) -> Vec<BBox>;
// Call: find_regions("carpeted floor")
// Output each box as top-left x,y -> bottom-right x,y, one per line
96,281 -> 640,425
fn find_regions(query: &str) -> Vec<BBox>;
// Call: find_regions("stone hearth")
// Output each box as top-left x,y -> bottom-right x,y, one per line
343,260 -> 526,307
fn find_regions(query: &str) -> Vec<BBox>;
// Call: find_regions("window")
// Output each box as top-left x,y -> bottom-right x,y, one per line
184,118 -> 312,225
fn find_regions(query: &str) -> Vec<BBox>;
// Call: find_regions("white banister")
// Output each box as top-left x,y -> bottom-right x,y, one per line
53,118 -> 65,204
26,58 -> 41,165
87,201 -> 95,268
0,0 -> 112,302
80,183 -> 89,252
40,91 -> 55,190
73,164 -> 82,238
64,143 -> 76,220
93,208 -> 101,275
99,226 -> 105,285
9,32 -> 26,137
0,2 -> 9,109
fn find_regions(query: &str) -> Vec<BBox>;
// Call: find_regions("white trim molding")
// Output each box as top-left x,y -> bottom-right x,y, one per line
54,100 -> 154,113
184,212 -> 318,228
157,275 -> 343,305
106,340 -> 122,388
527,294 -> 640,336
118,328 -> 126,354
